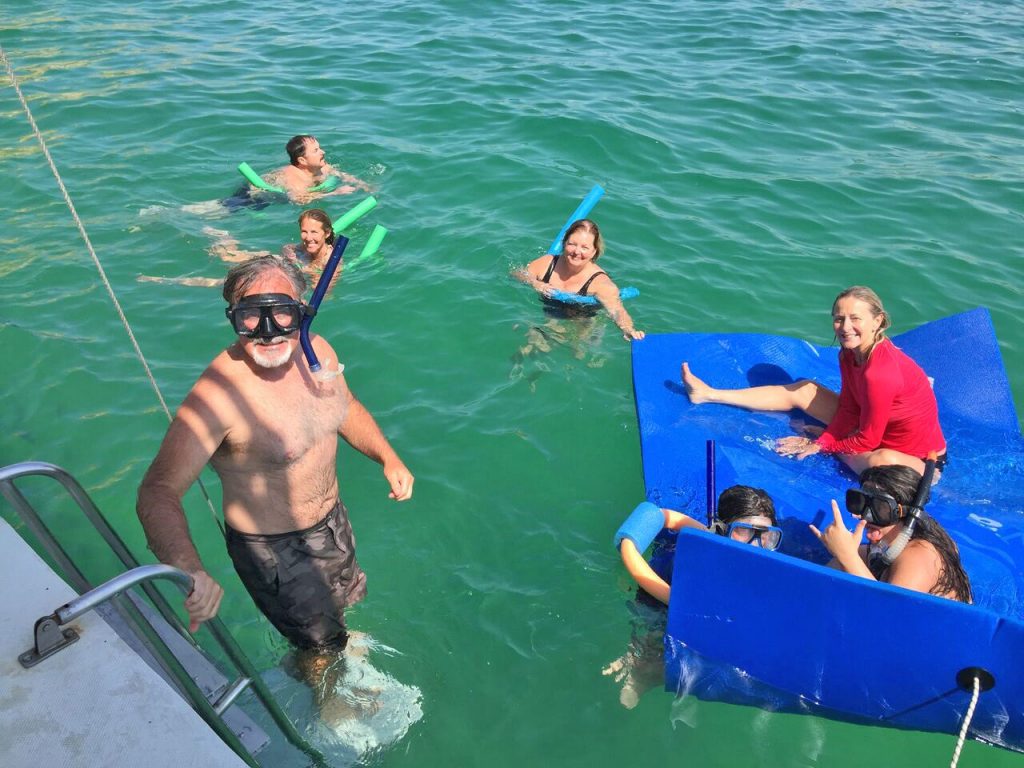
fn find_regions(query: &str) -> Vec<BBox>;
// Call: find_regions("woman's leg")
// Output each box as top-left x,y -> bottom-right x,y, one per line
839,449 -> 932,478
681,362 -> 839,424
203,226 -> 268,263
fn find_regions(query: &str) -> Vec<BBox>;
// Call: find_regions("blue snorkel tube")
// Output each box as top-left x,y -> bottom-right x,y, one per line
706,439 -> 717,527
299,235 -> 349,373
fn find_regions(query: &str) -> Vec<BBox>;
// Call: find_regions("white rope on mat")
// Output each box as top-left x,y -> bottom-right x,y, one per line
1,44 -> 223,532
950,674 -> 981,768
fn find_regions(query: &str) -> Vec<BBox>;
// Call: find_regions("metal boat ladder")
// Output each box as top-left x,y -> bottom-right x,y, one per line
0,461 -> 328,768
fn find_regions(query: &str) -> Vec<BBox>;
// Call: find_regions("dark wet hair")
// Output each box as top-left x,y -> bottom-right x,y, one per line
286,134 -> 316,166
859,464 -> 920,505
561,219 -> 604,260
298,208 -> 335,245
223,254 -> 307,305
717,485 -> 776,526
859,465 -> 973,603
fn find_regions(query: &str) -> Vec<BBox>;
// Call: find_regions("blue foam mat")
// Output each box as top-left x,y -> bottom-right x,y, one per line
630,307 -> 1024,750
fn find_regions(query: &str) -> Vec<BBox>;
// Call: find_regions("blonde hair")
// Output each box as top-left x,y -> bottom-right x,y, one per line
833,285 -> 890,345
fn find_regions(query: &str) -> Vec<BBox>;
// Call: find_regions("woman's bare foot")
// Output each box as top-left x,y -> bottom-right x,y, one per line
681,362 -> 713,404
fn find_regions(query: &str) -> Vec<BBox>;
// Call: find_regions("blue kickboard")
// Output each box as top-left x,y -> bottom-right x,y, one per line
630,307 -> 1024,751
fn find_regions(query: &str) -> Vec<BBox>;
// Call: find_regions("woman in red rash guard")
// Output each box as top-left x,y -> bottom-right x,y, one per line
681,285 -> 946,477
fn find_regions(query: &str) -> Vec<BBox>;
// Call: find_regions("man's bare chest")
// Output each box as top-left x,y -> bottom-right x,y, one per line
216,379 -> 345,467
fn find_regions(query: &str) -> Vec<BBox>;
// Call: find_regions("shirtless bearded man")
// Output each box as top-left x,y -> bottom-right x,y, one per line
137,254 -> 413,713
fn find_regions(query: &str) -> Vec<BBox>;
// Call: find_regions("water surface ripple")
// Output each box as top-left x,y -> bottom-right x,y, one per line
2,2 -> 1022,766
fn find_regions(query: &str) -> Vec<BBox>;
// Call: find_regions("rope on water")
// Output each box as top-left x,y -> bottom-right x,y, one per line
1,45 -> 224,533
950,674 -> 981,768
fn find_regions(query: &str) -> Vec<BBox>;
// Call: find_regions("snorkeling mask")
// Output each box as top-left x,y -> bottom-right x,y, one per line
712,519 -> 783,551
225,293 -> 311,340
864,456 -> 937,575
705,441 -> 783,552
844,488 -> 915,527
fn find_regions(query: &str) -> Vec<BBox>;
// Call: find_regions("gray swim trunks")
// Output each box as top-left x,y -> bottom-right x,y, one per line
225,501 -> 367,651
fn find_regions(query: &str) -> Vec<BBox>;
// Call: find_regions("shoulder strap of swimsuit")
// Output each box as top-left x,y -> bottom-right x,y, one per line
540,256 -> 558,284
577,270 -> 608,296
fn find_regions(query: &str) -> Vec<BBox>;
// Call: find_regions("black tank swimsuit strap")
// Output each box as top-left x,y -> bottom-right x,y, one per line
577,270 -> 608,296
540,255 -> 558,283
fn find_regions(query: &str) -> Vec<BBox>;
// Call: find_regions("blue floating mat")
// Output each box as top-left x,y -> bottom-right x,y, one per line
630,307 -> 1024,751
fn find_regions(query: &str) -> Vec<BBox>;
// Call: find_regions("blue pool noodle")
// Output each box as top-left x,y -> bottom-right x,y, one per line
548,184 -> 605,255
614,501 -> 665,552
547,286 -> 639,306
299,235 -> 349,372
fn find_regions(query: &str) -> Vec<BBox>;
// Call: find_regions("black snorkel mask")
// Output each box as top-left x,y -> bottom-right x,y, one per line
845,488 -> 917,527
225,293 -> 312,341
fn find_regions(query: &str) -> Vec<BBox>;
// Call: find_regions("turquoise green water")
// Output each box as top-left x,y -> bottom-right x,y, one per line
2,2 -> 1022,766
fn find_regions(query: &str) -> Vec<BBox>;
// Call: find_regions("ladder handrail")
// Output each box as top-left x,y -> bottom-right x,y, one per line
0,461 -> 327,768
27,564 -> 261,768
55,563 -> 191,624
0,461 -> 191,636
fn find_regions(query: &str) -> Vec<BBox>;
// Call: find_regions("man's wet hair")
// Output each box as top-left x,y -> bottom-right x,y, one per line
286,134 -> 316,166
223,255 -> 307,305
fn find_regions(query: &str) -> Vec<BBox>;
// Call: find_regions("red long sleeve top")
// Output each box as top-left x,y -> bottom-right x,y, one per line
815,338 -> 946,458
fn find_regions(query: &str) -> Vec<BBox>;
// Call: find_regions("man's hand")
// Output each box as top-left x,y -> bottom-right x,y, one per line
384,460 -> 415,501
184,570 -> 225,633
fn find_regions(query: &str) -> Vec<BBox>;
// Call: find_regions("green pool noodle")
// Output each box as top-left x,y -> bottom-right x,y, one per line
334,196 -> 378,231
238,162 -> 341,194
346,225 -> 388,270
238,161 -> 284,193
360,224 -> 388,258
308,175 -> 341,193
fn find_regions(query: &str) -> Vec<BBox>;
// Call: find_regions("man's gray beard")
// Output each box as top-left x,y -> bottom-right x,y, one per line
251,337 -> 292,369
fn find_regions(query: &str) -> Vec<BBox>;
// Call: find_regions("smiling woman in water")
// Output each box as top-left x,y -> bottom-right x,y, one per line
515,219 -> 644,342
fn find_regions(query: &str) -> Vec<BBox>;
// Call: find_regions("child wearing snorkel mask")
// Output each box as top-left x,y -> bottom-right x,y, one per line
604,485 -> 782,709
812,463 -> 971,603
618,485 -> 782,606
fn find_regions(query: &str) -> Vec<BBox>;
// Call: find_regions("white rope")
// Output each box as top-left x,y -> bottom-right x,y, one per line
950,674 -> 981,768
1,45 -> 222,530
1,46 -> 174,420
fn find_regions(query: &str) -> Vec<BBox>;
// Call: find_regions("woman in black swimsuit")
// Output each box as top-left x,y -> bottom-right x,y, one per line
517,219 -> 644,341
